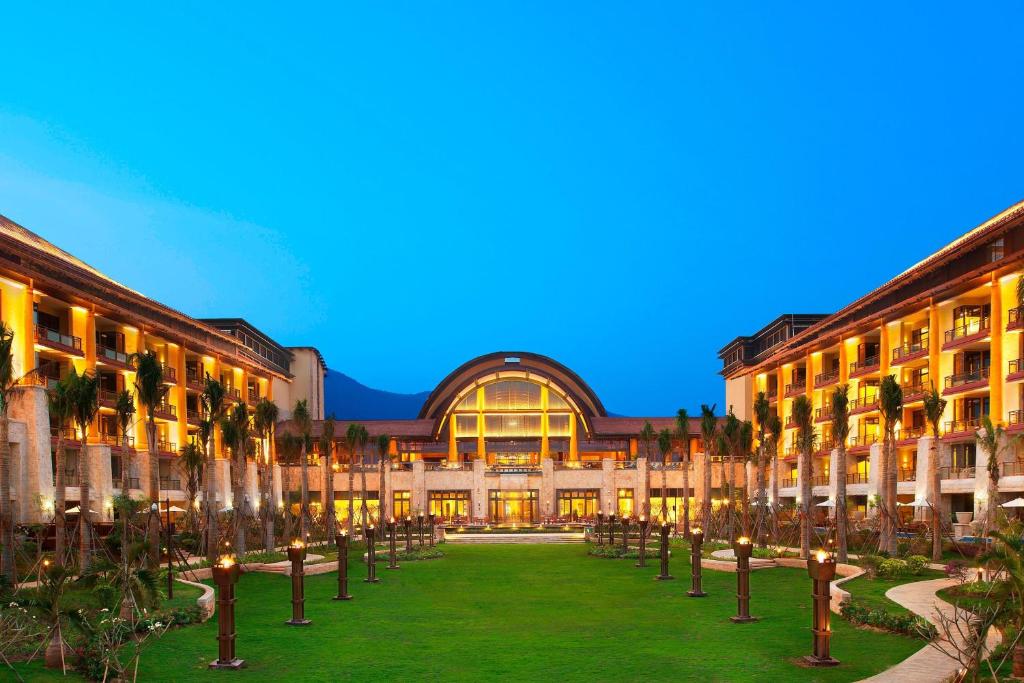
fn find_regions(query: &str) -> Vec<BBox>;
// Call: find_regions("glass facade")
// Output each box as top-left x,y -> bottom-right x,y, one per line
557,489 -> 599,520
429,490 -> 471,521
488,489 -> 538,523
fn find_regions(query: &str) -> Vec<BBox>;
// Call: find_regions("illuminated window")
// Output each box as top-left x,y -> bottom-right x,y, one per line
548,392 -> 569,410
454,415 -> 478,437
429,491 -> 470,520
393,491 -> 411,519
456,393 -> 477,411
617,488 -> 634,516
483,381 -> 541,410
484,414 -> 541,437
557,489 -> 599,519
547,414 -> 570,437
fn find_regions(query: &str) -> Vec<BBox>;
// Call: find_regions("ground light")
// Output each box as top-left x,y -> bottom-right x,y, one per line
805,549 -> 840,666
687,528 -> 707,598
333,532 -> 352,601
404,516 -> 413,552
596,511 -> 605,545
655,521 -> 673,581
209,555 -> 243,670
387,517 -> 399,570
285,540 -> 311,626
635,516 -> 649,568
730,536 -> 757,623
365,525 -> 380,584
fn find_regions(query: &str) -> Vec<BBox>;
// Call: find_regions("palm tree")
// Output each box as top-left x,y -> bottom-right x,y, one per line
252,398 -> 279,552
292,400 -> 312,538
656,428 -> 673,522
753,392 -> 770,540
132,351 -> 167,567
67,368 -> 99,571
376,433 -> 391,524
675,409 -> 691,536
739,420 -> 753,536
279,433 -> 301,543
226,402 -> 250,555
200,375 -> 227,563
923,388 -> 947,562
699,405 -> 717,534
831,384 -> 852,562
180,442 -> 204,533
976,415 -> 1004,537
0,323 -> 17,583
345,423 -> 359,535
979,528 -> 1024,678
766,412 -> 783,542
792,394 -> 815,559
114,389 -> 135,546
48,377 -> 73,567
721,410 -> 741,540
319,418 -> 336,534
879,375 -> 903,555
639,421 -> 655,515
355,425 -> 370,528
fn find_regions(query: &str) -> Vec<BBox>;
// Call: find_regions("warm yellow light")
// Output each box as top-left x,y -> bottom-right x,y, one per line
692,527 -> 702,535
815,549 -> 829,563
290,538 -> 304,549
737,536 -> 751,545
218,555 -> 236,568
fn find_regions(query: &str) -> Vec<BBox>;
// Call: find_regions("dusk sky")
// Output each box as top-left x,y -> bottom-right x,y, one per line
1,3 -> 1022,416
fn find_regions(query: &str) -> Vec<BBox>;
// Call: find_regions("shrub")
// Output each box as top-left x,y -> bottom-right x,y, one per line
752,547 -> 778,560
859,554 -> 884,576
905,555 -> 929,576
588,546 -> 660,560
944,559 -> 969,583
878,558 -> 909,579
394,547 -> 445,561
840,601 -> 937,639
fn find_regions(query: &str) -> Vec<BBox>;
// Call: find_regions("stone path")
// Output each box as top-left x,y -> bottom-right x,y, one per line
856,578 -> 1000,683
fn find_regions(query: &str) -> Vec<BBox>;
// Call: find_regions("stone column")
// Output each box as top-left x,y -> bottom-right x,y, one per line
540,457 -> 555,517
85,444 -> 114,522
601,457 -> 615,515
913,437 -> 933,521
472,458 -> 486,520
411,460 -> 426,515
867,442 -> 883,518
9,386 -> 53,523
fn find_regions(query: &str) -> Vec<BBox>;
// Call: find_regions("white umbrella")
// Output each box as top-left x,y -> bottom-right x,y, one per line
65,506 -> 99,515
1000,497 -> 1024,508
815,499 -> 835,507
161,504 -> 187,513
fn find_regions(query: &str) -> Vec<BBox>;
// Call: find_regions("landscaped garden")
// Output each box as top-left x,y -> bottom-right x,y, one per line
13,543 -> 924,682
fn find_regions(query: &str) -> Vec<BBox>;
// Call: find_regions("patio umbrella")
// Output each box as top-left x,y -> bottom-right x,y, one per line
65,506 -> 99,515
1000,497 -> 1024,508
161,504 -> 187,513
815,499 -> 835,507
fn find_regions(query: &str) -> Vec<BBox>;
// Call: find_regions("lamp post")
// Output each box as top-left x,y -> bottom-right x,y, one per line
209,556 -> 244,669
687,527 -> 707,597
607,512 -> 616,547
387,517 -> 399,570
805,549 -> 840,666
333,531 -> 352,600
731,536 -> 756,623
621,515 -> 630,554
417,512 -> 425,547
428,512 -> 436,547
285,540 -> 311,626
656,521 -> 673,580
404,516 -> 412,552
364,525 -> 380,583
596,510 -> 605,546
635,516 -> 649,568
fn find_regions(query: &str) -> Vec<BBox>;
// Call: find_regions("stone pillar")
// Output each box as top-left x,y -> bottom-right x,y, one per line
913,437 -> 933,521
272,464 -> 283,508
973,432 -> 993,523
411,460 -> 426,515
636,457 -> 649,515
601,457 -> 615,515
540,457 -> 555,517
827,448 -> 839,518
9,386 -> 53,523
85,444 -> 114,522
472,458 -> 486,520
246,461 -> 259,509
215,459 -> 231,510
867,443 -> 883,518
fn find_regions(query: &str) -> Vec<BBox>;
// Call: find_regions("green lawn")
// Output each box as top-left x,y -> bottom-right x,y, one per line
15,544 -> 922,682
841,569 -> 945,615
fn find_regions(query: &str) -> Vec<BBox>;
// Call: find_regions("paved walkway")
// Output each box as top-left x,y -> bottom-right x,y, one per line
856,578 -> 1000,683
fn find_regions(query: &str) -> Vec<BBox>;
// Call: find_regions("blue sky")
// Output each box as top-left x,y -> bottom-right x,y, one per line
1,3 -> 1022,416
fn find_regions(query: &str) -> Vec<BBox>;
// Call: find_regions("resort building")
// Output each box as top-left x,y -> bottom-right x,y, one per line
719,199 -> 1024,527
0,213 -> 326,523
278,351 -> 727,525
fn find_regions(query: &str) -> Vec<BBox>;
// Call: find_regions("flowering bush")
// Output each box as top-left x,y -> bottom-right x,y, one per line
905,555 -> 929,576
944,559 -> 970,583
839,601 -> 937,639
877,558 -> 910,579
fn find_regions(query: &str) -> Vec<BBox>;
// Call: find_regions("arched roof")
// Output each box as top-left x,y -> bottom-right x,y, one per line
418,352 -> 607,433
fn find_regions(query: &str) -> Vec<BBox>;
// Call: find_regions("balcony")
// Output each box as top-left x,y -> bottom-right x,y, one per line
811,475 -> 829,486
896,426 -> 925,444
943,418 -> 980,438
1002,462 -> 1024,477
159,477 -> 182,490
98,388 -> 119,409
943,318 -> 990,350
784,382 -> 806,398
100,433 -> 135,449
845,472 -> 869,485
185,367 -> 205,392
849,356 -> 880,378
152,402 -> 177,421
156,439 -> 177,455
425,462 -> 472,472
848,434 -> 878,452
247,389 -> 260,405
186,408 -> 202,425
815,438 -> 836,454
849,396 -> 879,415
897,468 -> 917,482
780,477 -> 797,488
50,426 -> 78,442
160,363 -> 177,385
1008,410 -> 1024,433
783,446 -> 799,459
814,406 -> 833,423
97,344 -> 133,370
784,414 -> 796,429
224,387 -> 242,403
1008,306 -> 1024,332
902,383 -> 927,403
940,466 -> 975,480
613,460 -> 637,470
35,326 -> 84,356
486,464 -> 542,475
942,367 -> 990,396
891,340 -> 929,365
814,370 -> 839,388
1008,359 -> 1024,382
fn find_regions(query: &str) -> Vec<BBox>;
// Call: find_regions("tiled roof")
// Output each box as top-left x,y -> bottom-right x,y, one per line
591,416 -> 713,436
296,419 -> 435,439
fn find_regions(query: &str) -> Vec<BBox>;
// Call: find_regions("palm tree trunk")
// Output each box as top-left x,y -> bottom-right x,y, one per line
204,435 -> 217,564
836,444 -> 848,562
930,439 -> 941,562
800,447 -> 811,559
771,443 -> 780,542
377,460 -> 387,524
325,450 -> 336,535
741,457 -> 749,536
79,431 -> 92,571
146,418 -> 160,568
886,427 -> 898,554
681,451 -> 690,536
755,444 -> 767,545
54,435 -> 67,564
262,441 -> 274,553
347,455 -> 355,535
878,432 -> 889,553
120,438 -> 131,545
233,446 -> 246,556
702,451 -> 712,533
0,412 -> 13,583
299,442 -> 309,539
359,448 -> 368,528
661,455 -> 668,522
725,455 -> 734,541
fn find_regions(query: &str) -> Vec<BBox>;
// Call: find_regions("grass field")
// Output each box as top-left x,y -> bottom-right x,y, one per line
15,544 -> 923,682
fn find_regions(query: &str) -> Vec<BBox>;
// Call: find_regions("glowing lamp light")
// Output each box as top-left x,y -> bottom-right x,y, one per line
815,549 -> 829,563
691,527 -> 702,535
218,555 -> 236,569
290,539 -> 305,549
43,559 -> 51,568
737,536 -> 751,545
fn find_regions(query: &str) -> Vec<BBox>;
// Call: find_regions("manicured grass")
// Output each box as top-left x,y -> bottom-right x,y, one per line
841,569 -> 945,615
15,544 -> 921,681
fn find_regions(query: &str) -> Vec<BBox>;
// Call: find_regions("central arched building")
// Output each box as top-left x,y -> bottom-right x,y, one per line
283,352 -> 711,525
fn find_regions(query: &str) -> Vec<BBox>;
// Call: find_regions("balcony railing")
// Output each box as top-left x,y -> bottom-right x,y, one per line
849,356 -> 880,375
160,363 -> 177,384
815,438 -> 836,454
1009,359 -> 1024,378
98,388 -> 118,407
1009,306 -> 1024,331
943,367 -> 989,392
814,370 -> 839,387
126,477 -> 141,489
425,462 -> 472,472
780,478 -> 797,488
902,383 -> 927,402
100,433 -> 135,448
486,464 -> 542,474
247,389 -> 260,405
152,402 -> 177,421
159,477 -> 182,490
944,318 -> 990,345
849,396 -> 879,412
784,382 -> 806,397
897,468 -> 916,482
186,408 -> 202,425
944,418 -> 980,435
35,326 -> 83,355
613,460 -> 637,470
849,434 -> 879,449
185,366 -> 205,391
97,344 -> 133,368
156,439 -> 177,454
224,387 -> 242,402
811,475 -> 829,486
846,472 -> 868,485
1002,462 -> 1024,477
1009,410 -> 1024,428
765,387 -> 778,401
50,426 -> 78,441
940,466 -> 975,480
815,406 -> 833,422
896,426 -> 925,442
891,339 -> 929,363
785,414 -> 796,429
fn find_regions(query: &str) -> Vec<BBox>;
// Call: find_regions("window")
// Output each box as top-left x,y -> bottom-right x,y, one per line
616,488 -> 634,517
557,490 -> 599,519
649,488 -> 694,523
547,414 -> 570,437
483,381 -> 541,410
484,414 -> 541,437
392,491 -> 411,519
951,443 -> 976,470
430,491 -> 471,520
454,415 -> 478,438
